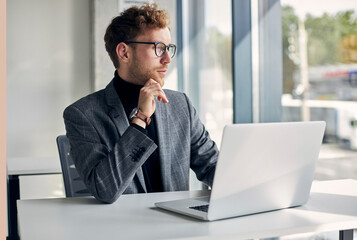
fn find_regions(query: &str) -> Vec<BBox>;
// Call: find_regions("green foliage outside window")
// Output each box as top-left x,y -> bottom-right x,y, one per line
282,5 -> 357,93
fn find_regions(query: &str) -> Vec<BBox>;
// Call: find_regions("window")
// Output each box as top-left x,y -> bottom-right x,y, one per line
281,0 -> 357,180
181,0 -> 233,189
182,0 -> 233,147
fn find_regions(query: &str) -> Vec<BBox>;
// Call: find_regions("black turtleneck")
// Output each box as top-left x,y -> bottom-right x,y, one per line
113,71 -> 163,193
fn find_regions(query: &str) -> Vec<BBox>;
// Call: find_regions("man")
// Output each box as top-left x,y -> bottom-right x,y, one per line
63,4 -> 218,204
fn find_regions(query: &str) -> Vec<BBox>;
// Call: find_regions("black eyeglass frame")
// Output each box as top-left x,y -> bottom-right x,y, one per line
124,41 -> 176,58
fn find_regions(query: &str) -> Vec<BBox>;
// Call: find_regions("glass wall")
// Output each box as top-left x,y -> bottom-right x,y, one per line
183,0 -> 233,147
281,0 -> 357,180
181,0 -> 233,189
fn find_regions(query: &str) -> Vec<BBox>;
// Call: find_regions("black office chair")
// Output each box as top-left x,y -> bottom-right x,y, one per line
56,135 -> 91,197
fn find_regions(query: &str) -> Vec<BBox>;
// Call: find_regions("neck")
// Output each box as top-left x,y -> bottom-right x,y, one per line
113,70 -> 142,110
116,69 -> 143,86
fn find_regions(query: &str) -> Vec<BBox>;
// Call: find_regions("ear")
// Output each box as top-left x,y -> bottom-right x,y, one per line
116,42 -> 130,63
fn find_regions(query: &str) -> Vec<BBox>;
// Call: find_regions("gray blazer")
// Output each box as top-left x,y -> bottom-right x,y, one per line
63,80 -> 218,203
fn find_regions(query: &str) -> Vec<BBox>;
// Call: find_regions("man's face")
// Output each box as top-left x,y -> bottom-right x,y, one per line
127,27 -> 172,87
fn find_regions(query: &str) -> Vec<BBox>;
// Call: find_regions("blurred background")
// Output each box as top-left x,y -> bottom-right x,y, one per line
280,0 -> 357,182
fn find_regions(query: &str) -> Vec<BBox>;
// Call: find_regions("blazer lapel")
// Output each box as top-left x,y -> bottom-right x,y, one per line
104,80 -> 147,192
154,98 -> 173,191
105,81 -> 129,136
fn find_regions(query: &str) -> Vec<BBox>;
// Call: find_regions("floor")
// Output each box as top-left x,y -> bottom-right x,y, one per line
315,144 -> 357,180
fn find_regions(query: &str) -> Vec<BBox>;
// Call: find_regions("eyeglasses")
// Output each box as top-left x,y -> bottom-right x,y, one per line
124,41 -> 176,58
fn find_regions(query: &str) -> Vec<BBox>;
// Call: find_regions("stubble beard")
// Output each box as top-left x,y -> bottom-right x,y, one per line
128,57 -> 165,87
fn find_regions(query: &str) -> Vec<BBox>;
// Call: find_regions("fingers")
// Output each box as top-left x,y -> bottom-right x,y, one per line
141,89 -> 168,104
144,78 -> 154,86
144,78 -> 158,87
137,79 -> 169,117
142,79 -> 168,103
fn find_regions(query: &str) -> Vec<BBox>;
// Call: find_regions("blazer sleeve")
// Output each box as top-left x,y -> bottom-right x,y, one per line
183,93 -> 219,187
63,105 -> 157,204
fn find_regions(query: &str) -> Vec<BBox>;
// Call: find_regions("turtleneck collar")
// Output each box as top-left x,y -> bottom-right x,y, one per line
113,70 -> 142,111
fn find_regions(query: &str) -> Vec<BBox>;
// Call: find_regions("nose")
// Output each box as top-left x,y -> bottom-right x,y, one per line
160,49 -> 171,65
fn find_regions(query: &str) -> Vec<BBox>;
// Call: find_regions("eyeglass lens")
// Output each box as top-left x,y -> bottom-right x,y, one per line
155,43 -> 176,58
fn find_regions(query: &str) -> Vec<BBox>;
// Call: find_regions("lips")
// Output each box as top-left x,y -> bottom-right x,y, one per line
157,69 -> 167,76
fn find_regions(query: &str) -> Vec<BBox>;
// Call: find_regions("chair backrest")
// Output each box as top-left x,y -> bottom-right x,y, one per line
56,135 -> 90,197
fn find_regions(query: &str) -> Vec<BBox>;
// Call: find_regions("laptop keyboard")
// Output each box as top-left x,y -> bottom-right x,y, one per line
189,204 -> 209,212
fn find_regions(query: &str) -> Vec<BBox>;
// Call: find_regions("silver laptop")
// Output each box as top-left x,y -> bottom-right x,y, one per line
155,121 -> 326,221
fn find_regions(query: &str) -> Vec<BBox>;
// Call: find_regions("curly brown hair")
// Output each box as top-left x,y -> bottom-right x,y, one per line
104,3 -> 170,69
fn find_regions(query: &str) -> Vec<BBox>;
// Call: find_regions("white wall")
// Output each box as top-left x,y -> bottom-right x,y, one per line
7,0 -> 92,158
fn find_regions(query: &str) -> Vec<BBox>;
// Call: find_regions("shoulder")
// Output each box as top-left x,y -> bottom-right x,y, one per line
163,89 -> 196,113
161,89 -> 196,119
64,89 -> 107,118
163,89 -> 190,104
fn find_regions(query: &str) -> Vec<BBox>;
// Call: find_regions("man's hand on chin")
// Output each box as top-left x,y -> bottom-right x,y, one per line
131,78 -> 169,128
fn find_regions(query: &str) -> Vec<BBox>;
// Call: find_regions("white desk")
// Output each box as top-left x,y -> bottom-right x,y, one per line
7,157 -> 62,240
7,157 -> 62,176
17,180 -> 357,240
